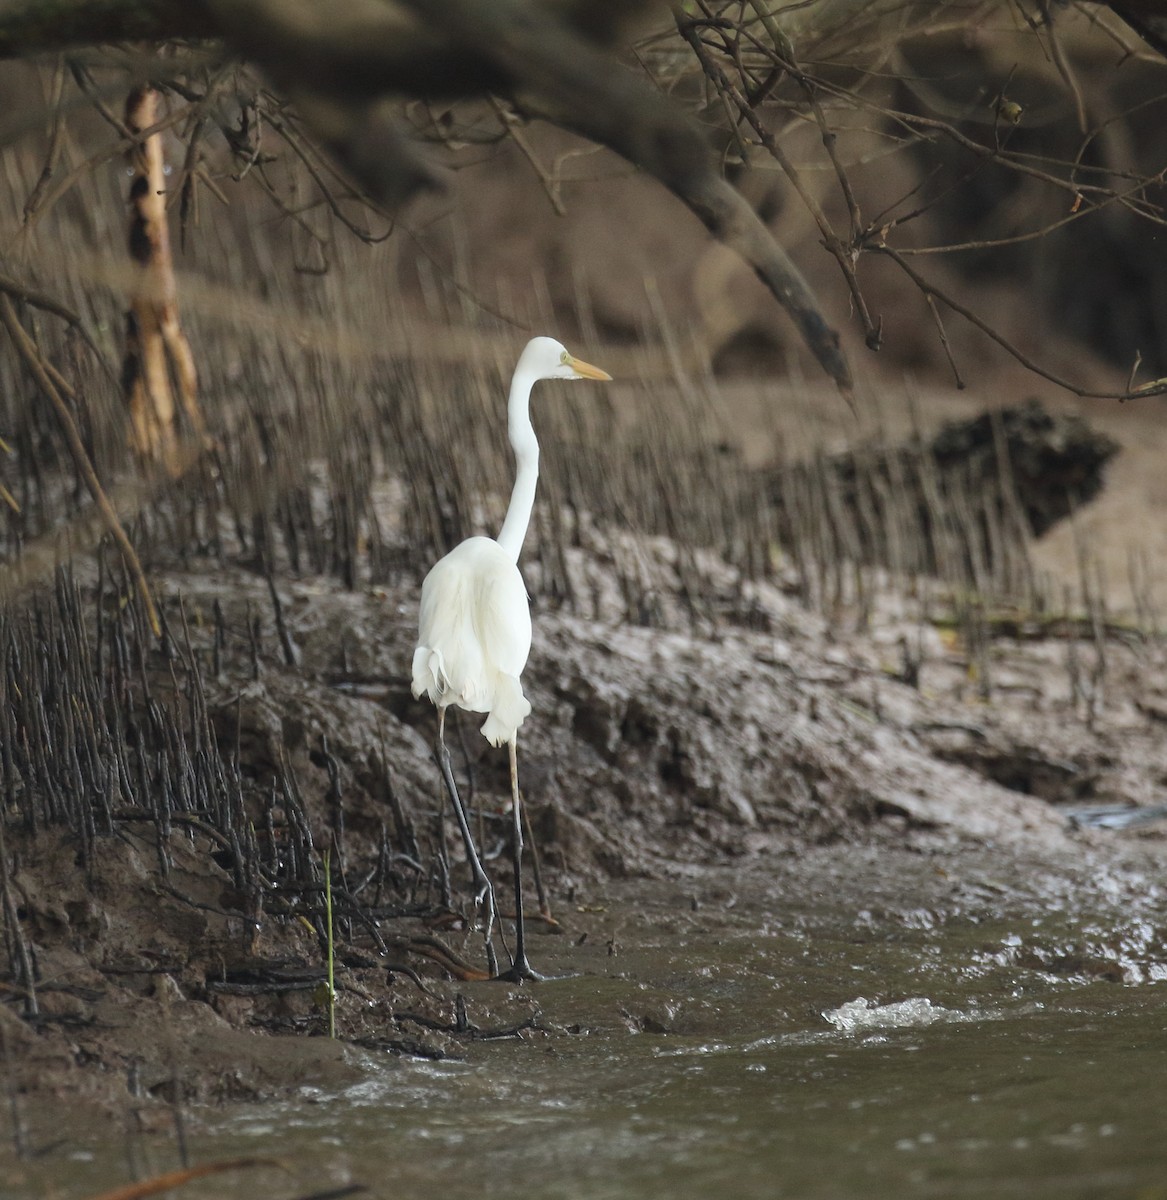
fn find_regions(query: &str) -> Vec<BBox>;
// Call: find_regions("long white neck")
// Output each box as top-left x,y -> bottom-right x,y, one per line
496,365 -> 540,562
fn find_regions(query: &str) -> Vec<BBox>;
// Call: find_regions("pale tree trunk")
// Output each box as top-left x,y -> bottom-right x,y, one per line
122,84 -> 204,473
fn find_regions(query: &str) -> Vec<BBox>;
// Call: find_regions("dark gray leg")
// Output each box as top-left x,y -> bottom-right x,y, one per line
437,707 -> 496,942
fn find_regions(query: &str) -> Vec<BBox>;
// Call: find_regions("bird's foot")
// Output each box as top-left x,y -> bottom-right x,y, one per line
490,956 -> 576,984
491,958 -> 546,984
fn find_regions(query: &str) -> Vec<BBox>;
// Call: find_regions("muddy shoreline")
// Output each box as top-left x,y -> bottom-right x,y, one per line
2,533 -> 1165,1118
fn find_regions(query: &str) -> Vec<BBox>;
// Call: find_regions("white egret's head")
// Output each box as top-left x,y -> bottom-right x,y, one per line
519,336 -> 612,383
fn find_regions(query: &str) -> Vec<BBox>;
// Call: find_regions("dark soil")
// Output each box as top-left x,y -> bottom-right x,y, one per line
2,517 -> 1166,1118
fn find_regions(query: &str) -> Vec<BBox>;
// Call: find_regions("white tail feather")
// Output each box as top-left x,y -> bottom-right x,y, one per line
411,646 -> 445,702
480,672 -> 531,747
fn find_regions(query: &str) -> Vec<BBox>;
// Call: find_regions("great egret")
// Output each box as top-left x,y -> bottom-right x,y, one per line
412,336 -> 611,980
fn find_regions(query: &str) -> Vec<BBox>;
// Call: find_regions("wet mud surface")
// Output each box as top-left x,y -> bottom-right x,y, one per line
3,530 -> 1166,1119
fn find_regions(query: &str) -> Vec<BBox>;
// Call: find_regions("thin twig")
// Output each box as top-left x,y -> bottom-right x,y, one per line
875,243 -> 1164,400
924,293 -> 965,390
21,104 -> 194,234
265,111 -> 393,244
675,11 -> 877,352
0,271 -> 118,387
0,295 -> 161,635
490,96 -> 567,216
1039,0 -> 1089,136
22,57 -> 68,224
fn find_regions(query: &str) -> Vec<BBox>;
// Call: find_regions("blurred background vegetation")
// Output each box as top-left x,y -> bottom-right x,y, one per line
2,0 -> 1167,624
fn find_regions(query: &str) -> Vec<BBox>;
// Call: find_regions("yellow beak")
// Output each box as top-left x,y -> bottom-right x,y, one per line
569,354 -> 612,381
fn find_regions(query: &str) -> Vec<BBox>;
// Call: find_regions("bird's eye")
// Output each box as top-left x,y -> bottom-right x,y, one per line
560,351 -> 569,364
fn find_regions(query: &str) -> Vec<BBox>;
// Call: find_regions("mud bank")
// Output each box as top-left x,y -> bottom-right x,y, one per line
2,529 -> 1165,1117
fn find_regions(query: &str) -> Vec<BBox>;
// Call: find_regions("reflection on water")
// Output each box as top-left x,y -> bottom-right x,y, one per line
4,858 -> 1167,1200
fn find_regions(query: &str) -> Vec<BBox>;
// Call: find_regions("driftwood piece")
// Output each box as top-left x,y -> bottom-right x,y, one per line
122,84 -> 205,472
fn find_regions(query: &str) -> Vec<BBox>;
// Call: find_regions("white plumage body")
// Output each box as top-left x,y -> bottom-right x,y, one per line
407,336 -> 610,979
411,535 -> 532,747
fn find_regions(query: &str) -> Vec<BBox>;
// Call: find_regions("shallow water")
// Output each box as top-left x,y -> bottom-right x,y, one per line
5,852 -> 1167,1200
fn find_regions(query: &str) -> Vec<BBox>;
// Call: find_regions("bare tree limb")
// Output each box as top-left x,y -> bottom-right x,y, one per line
0,0 -> 218,56
675,11 -> 877,355
0,0 -> 852,389
875,242 -> 1167,401
392,0 -> 851,390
